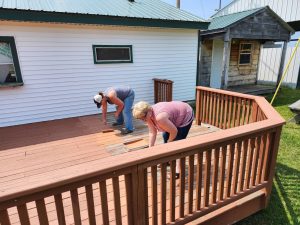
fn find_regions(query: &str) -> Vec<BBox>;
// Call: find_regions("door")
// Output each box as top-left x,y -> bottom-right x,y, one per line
210,39 -> 224,89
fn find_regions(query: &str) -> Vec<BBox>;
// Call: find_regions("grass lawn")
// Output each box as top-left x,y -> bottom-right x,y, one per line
236,87 -> 300,225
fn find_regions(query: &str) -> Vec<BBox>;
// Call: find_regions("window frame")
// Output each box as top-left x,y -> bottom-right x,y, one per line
238,43 -> 253,66
92,45 -> 133,64
0,36 -> 23,87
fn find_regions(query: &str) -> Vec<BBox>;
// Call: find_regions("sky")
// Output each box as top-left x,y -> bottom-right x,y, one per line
161,0 -> 233,19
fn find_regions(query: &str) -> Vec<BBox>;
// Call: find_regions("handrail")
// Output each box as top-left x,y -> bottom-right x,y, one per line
0,86 -> 285,225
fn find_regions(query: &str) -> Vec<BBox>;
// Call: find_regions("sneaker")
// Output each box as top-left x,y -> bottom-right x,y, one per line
112,122 -> 123,126
121,128 -> 133,135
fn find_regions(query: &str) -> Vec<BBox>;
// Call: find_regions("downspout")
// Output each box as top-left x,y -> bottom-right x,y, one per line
176,0 -> 180,8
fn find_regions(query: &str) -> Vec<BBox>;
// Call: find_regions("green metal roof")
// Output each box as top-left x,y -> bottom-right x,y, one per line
0,0 -> 209,29
208,7 -> 263,30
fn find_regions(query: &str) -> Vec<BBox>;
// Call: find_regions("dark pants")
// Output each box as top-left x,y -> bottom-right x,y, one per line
162,121 -> 193,143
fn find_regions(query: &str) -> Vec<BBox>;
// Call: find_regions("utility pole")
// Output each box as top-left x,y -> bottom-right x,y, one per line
219,0 -> 222,10
176,0 -> 180,9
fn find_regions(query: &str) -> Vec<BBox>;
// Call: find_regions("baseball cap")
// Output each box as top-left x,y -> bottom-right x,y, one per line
93,94 -> 102,108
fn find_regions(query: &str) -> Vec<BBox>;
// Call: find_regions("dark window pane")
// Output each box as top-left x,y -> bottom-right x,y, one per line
96,47 -> 131,61
0,42 -> 17,83
241,44 -> 252,51
239,54 -> 251,64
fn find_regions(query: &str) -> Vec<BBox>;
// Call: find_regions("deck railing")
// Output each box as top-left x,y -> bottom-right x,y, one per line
0,87 -> 285,225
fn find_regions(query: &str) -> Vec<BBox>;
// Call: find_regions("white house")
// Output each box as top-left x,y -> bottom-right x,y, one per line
0,0 -> 208,127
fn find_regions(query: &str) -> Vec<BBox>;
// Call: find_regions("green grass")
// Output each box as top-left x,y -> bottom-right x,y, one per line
236,87 -> 300,225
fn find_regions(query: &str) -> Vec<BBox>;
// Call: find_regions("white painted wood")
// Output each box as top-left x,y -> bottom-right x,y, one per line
212,0 -> 300,22
257,42 -> 300,88
0,22 -> 198,127
210,39 -> 224,89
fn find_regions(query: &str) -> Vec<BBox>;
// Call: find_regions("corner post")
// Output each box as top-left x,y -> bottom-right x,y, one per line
222,30 -> 231,89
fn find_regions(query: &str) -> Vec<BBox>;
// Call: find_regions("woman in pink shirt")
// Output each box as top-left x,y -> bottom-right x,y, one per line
133,101 -> 194,177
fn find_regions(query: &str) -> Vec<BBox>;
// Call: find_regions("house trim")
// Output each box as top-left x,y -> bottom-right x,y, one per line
0,9 -> 209,30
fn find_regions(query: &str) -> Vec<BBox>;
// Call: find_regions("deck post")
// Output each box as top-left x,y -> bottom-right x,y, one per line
222,31 -> 231,89
263,126 -> 283,207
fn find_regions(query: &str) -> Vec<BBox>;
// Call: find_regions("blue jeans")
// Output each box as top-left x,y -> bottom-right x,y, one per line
162,120 -> 193,143
116,90 -> 135,131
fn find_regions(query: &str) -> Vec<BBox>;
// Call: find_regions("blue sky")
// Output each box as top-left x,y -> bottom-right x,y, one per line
161,0 -> 232,19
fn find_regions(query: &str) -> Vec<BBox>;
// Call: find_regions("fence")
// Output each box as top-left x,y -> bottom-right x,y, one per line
257,41 -> 300,89
0,87 -> 285,225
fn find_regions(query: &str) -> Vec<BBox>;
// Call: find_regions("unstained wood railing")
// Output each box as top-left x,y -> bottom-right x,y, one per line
0,87 -> 285,225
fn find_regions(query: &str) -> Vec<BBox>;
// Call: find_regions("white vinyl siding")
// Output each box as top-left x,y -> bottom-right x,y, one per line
213,0 -> 300,22
0,23 -> 198,127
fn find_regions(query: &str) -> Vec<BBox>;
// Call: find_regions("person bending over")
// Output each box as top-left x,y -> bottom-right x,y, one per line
94,86 -> 135,134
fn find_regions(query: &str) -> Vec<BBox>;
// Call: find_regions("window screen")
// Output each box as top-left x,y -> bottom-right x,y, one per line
93,45 -> 133,64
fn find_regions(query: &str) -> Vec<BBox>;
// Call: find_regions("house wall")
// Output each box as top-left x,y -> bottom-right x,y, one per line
212,0 -> 300,23
0,22 -> 198,127
228,39 -> 261,87
198,40 -> 213,87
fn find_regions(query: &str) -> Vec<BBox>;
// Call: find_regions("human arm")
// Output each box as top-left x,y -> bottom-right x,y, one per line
147,117 -> 157,147
156,112 -> 178,142
107,91 -> 124,118
101,99 -> 108,125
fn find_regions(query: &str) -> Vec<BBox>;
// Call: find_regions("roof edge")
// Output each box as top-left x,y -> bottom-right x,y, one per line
0,8 -> 209,30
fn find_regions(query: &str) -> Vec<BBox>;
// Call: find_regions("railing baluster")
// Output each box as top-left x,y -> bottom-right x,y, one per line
179,157 -> 186,218
232,96 -> 237,128
212,93 -> 217,126
226,144 -> 235,198
251,136 -> 261,187
85,184 -> 96,225
125,174 -> 134,225
196,152 -> 203,210
241,99 -> 246,125
138,168 -> 149,225
227,96 -> 233,129
54,193 -> 66,225
151,166 -> 158,225
219,94 -> 224,129
204,151 -> 211,207
196,90 -> 201,125
71,189 -> 81,225
209,92 -> 213,125
160,163 -> 167,225
202,91 -> 207,123
17,204 -> 30,225
36,198 -> 49,225
239,139 -> 249,192
218,145 -> 227,201
212,148 -> 220,204
113,177 -> 122,225
170,160 -> 176,222
245,99 -> 251,124
188,155 -> 195,214
223,95 -> 228,129
0,209 -> 11,225
232,141 -> 242,195
257,134 -> 267,184
100,180 -> 110,225
236,98 -> 242,126
216,93 -> 220,127
245,138 -> 255,189
262,133 -> 272,182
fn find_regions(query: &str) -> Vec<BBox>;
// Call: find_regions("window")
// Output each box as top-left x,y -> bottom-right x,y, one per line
0,37 -> 23,86
239,43 -> 252,65
93,45 -> 133,64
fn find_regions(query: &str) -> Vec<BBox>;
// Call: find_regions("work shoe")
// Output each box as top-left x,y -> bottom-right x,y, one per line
121,128 -> 133,135
112,122 -> 123,126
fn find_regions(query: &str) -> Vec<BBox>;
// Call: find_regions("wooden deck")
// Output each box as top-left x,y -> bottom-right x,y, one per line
226,84 -> 276,95
0,113 -> 218,225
